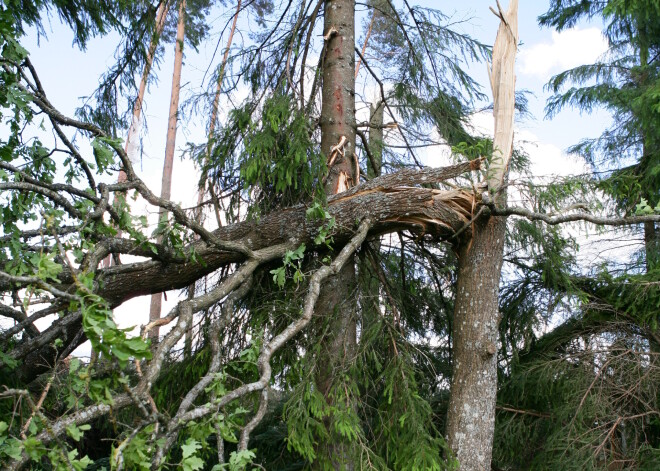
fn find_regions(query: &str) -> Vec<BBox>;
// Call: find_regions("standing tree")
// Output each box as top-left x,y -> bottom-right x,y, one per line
446,1 -> 518,468
492,1 -> 660,468
2,1 -> 660,470
148,0 -> 187,341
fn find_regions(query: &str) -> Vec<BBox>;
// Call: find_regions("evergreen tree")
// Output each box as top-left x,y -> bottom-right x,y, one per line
1,1 -> 659,470
492,2 -> 660,468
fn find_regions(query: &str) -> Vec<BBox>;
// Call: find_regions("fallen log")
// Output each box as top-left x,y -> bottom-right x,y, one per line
4,160 -> 480,381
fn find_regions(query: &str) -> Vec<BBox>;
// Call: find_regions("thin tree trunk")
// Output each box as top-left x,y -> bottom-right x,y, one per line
101,1 -> 170,270
367,100 -> 383,178
121,0 -> 171,181
315,0 -> 358,467
149,0 -> 187,342
358,98 -> 383,375
355,7 -> 376,78
208,0 -> 241,149
446,2 -> 518,470
184,0 -> 242,356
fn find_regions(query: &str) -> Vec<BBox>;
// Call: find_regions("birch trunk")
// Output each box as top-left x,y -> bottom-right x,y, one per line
445,2 -> 518,469
149,0 -> 187,341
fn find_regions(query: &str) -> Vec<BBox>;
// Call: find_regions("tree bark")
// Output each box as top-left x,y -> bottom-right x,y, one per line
6,163 -> 480,383
367,100 -> 384,179
149,0 -> 187,341
315,0 -> 358,467
101,1 -> 169,270
122,0 -> 170,178
445,214 -> 506,470
446,2 -> 518,470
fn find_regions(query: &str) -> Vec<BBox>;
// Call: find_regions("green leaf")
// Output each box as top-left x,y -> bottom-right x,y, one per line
66,423 -> 90,442
181,438 -> 201,459
91,138 -> 115,174
635,198 -> 655,215
228,449 -> 256,470
182,456 -> 204,471
270,266 -> 286,288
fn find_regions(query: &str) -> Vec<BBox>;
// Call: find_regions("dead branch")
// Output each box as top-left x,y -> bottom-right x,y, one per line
489,203 -> 660,227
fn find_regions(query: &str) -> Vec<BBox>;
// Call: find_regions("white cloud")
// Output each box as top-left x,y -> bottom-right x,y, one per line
515,128 -> 588,178
518,27 -> 608,79
444,111 -> 588,180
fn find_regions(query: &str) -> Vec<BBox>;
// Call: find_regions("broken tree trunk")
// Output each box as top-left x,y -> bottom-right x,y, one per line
6,160 -> 480,402
445,1 -> 518,470
149,0 -> 187,341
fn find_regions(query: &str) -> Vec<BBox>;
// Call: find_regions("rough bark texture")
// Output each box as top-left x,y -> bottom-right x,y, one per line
321,0 -> 357,195
446,2 -> 518,469
316,0 -> 358,468
149,0 -> 187,340
7,163 -> 479,383
445,214 -> 506,469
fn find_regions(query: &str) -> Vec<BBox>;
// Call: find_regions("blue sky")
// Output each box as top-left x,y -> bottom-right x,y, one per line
24,0 -> 611,155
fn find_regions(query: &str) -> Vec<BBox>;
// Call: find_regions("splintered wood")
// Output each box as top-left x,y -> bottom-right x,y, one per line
487,0 -> 518,194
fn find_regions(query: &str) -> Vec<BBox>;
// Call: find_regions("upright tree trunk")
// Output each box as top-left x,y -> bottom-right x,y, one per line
149,0 -> 187,341
208,0 -> 241,148
121,0 -> 170,181
314,0 -> 358,468
367,100 -> 383,178
184,0 -> 241,356
101,1 -> 169,270
354,8 -> 375,79
446,2 -> 518,470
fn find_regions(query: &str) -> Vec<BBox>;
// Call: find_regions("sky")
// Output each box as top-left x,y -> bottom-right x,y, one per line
15,0 -> 615,348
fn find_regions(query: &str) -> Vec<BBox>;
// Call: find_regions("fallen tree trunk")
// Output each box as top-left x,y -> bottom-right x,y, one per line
5,161 -> 480,381
100,162 -> 478,306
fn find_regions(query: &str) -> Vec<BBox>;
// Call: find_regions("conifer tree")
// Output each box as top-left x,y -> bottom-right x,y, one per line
3,1 -> 660,469
149,0 -> 187,341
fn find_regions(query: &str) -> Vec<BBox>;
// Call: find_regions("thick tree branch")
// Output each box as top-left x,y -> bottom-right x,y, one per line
2,163 -> 478,379
154,219 -> 373,465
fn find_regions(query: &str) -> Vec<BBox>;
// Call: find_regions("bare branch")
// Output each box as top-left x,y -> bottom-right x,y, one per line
153,219 -> 372,465
488,202 -> 660,227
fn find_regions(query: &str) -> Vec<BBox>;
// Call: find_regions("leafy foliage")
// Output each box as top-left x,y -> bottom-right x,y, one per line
3,0 -> 659,470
